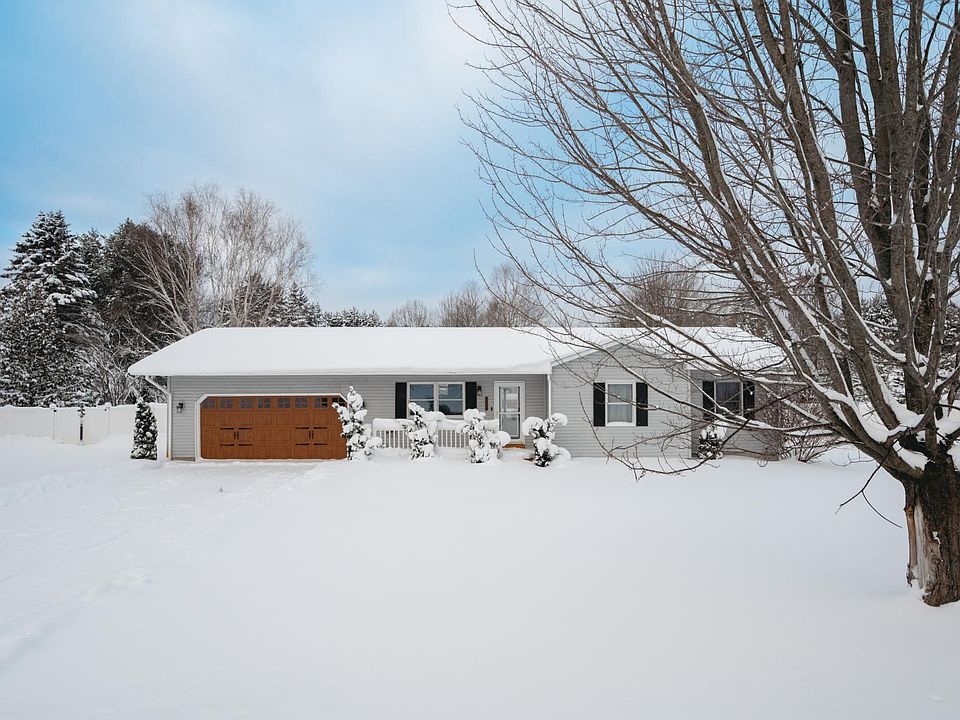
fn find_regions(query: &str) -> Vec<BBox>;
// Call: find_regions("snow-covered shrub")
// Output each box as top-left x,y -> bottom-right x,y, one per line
406,402 -> 441,459
697,423 -> 725,460
334,386 -> 382,460
459,408 -> 512,463
522,413 -> 570,467
130,396 -> 158,460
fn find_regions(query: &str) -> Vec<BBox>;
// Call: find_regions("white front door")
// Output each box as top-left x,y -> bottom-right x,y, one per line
494,381 -> 525,440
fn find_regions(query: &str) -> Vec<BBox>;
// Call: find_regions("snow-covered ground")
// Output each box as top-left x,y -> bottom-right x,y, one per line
1,435 -> 958,719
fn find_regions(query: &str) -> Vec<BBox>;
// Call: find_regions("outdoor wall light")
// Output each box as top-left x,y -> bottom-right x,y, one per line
476,385 -> 482,393
176,403 -> 184,413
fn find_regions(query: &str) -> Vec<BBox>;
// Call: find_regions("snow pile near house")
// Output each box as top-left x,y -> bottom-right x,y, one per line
1,437 -> 958,719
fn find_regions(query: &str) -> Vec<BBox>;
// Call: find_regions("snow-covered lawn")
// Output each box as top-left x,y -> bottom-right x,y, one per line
1,436 -> 958,719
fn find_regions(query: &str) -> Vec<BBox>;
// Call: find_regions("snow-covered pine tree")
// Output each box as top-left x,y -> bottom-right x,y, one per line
131,396 -> 158,460
333,386 -> 382,459
406,402 -> 440,459
323,307 -> 382,327
0,286 -> 74,406
286,284 -> 312,326
0,211 -> 104,405
697,424 -> 725,460
459,408 -> 512,463
521,413 -> 570,467
2,211 -> 99,338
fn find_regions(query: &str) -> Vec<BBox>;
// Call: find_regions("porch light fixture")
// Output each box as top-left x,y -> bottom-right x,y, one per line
176,402 -> 184,413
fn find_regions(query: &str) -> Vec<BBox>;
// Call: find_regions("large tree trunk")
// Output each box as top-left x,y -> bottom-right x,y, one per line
904,462 -> 960,606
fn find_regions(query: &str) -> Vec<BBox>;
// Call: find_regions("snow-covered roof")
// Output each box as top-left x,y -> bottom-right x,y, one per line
128,326 -> 781,377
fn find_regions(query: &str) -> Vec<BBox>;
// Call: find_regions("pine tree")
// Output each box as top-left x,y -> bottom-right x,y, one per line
0,286 -> 74,405
697,424 -> 725,460
287,284 -> 312,326
131,396 -> 158,460
0,211 -> 104,405
323,306 -> 381,327
3,211 -> 99,336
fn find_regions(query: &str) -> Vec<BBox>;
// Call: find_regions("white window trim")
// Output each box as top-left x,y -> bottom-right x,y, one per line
606,383 -> 635,427
407,382 -> 466,418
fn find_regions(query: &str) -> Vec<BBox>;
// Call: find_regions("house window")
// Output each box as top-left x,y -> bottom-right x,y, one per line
715,381 -> 743,414
408,382 -> 465,416
606,383 -> 634,425
409,383 -> 436,412
438,383 -> 463,415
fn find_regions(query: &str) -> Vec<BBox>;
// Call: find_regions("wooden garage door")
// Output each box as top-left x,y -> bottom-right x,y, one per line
199,395 -> 347,460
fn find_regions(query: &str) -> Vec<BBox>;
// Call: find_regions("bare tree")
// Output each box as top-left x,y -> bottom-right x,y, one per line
483,262 -> 547,325
462,0 -> 960,605
611,254 -> 710,327
436,281 -> 491,326
133,185 -> 310,340
386,299 -> 435,326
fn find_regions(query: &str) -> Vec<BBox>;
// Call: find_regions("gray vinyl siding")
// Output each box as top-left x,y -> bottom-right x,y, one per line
550,347 -> 693,458
169,374 -> 547,460
688,370 -> 778,458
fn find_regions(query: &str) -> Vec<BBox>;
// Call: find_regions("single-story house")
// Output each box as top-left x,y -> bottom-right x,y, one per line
128,326 -> 779,461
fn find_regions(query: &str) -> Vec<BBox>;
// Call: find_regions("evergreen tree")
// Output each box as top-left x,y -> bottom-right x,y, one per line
697,424 -> 725,460
2,211 -> 99,337
131,396 -> 158,460
0,212 -> 103,405
287,284 -> 313,326
0,286 -> 75,405
323,306 -> 381,327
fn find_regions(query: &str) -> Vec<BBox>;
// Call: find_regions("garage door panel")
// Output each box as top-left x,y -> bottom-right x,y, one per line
199,395 -> 346,460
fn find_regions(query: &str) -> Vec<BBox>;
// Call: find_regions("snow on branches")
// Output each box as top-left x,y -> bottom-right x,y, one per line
459,408 -> 512,463
334,386 -> 381,460
522,413 -> 570,467
406,402 -> 441,459
130,397 -> 158,460
697,423 -> 725,460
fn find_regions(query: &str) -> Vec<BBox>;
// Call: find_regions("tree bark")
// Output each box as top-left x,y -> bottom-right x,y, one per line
904,462 -> 960,606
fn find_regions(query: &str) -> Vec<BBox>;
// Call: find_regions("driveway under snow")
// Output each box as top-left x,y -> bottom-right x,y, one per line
0,435 -> 957,719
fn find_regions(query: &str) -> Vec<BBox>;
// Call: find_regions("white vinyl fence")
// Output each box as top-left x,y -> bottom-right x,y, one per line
0,403 -> 167,445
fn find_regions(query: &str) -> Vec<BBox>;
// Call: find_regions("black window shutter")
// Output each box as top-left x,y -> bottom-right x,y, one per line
593,382 -> 606,427
465,381 -> 478,411
702,380 -> 715,417
743,380 -> 756,419
395,382 -> 407,419
636,382 -> 648,427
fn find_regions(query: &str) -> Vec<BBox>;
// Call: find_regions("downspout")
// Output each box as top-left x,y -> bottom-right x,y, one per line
546,365 -> 552,416
143,375 -> 172,460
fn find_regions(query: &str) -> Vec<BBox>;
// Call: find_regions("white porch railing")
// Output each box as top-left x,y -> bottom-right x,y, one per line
372,418 -> 501,450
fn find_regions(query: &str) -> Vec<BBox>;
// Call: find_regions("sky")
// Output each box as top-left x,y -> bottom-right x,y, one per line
0,0 -> 496,313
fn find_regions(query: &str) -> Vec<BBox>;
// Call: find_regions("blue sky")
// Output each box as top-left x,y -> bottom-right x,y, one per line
0,0 -> 495,313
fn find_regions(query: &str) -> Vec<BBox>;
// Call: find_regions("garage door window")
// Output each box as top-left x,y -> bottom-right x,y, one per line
257,398 -> 271,409
295,397 -> 308,408
277,398 -> 290,408
240,398 -> 253,408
